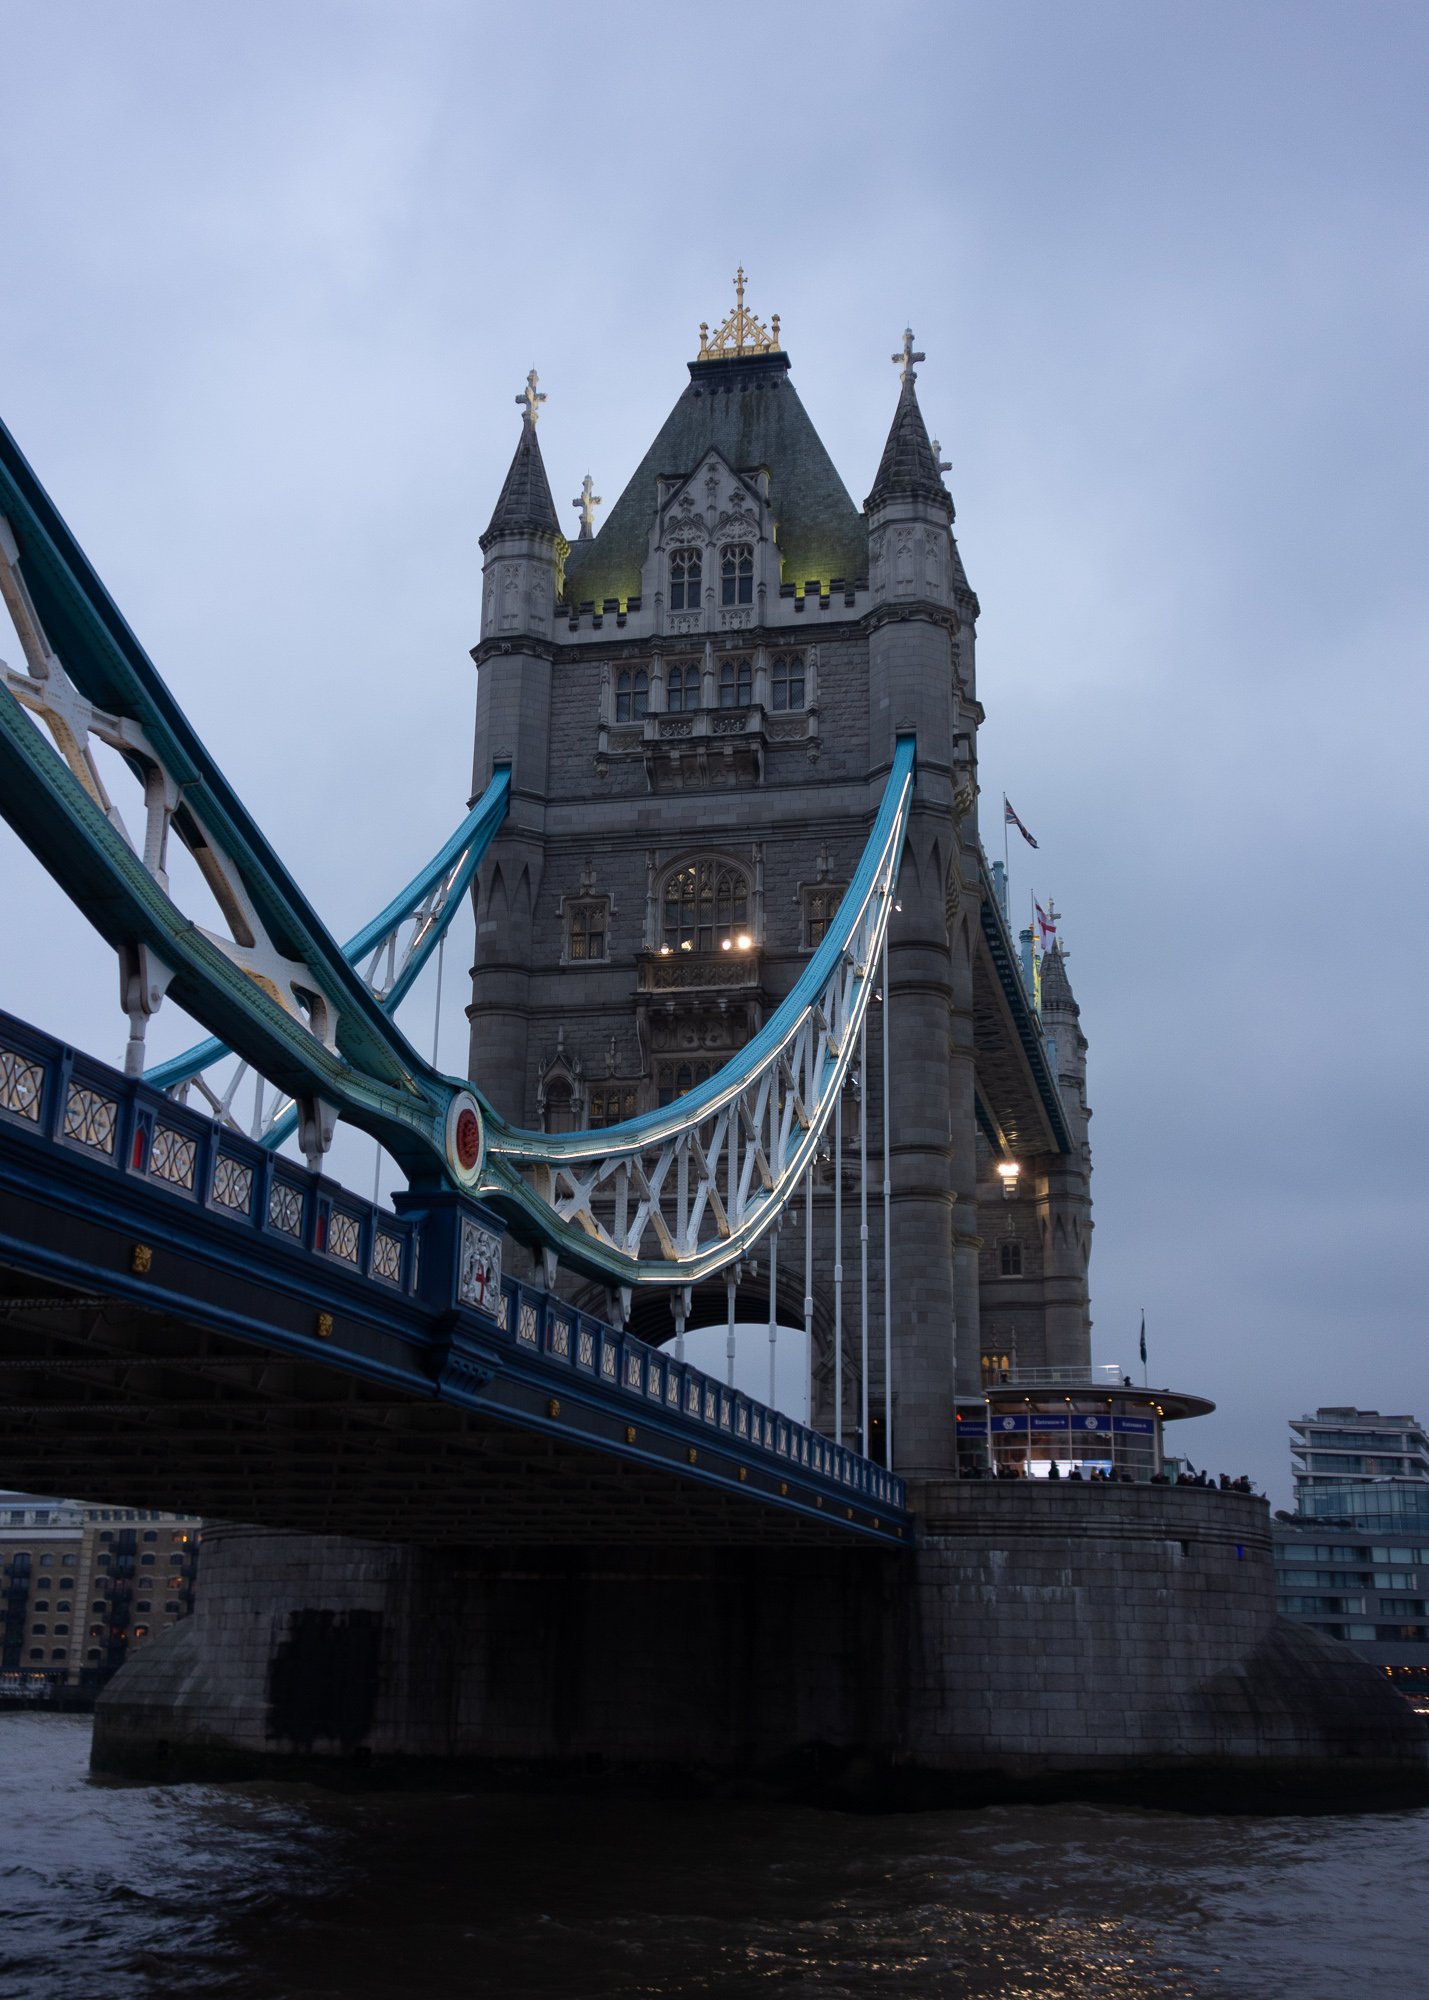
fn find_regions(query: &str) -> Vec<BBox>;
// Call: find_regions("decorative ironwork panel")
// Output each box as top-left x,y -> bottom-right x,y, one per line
736,1406 -> 749,1438
719,1395 -> 732,1430
600,1340 -> 617,1381
646,1359 -> 663,1400
458,1218 -> 502,1314
63,1082 -> 116,1154
577,1327 -> 594,1369
328,1211 -> 360,1264
666,1371 -> 680,1407
703,1386 -> 717,1423
496,1290 -> 509,1332
624,1351 -> 642,1392
686,1380 -> 700,1416
517,1301 -> 539,1347
372,1231 -> 402,1284
549,1317 -> 571,1359
149,1125 -> 197,1190
268,1181 -> 304,1239
0,1049 -> 43,1122
211,1155 -> 253,1215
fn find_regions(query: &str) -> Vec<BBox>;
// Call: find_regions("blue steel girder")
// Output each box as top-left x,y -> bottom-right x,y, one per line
0,413 -> 916,1290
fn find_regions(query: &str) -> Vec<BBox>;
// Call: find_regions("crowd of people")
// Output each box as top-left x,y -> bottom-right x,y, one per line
964,1460 -> 1257,1492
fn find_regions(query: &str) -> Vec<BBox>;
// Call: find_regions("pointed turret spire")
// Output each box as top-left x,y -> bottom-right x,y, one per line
480,370 -> 562,550
865,327 -> 952,513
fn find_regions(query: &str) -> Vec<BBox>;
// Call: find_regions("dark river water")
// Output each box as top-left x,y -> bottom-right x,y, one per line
2,1714 -> 1427,2000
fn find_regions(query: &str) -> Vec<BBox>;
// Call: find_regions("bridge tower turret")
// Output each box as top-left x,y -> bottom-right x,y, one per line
468,373 -> 569,1123
1036,941 -> 1094,1370
864,333 -> 983,1470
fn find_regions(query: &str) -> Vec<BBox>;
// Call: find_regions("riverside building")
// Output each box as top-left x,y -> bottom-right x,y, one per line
1272,1410 -> 1429,1711
0,1490 -> 200,1697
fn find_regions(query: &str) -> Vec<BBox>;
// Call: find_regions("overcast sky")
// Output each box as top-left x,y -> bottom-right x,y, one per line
1,1 -> 1425,1504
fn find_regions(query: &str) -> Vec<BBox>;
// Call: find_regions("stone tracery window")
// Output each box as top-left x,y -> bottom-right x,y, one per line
720,543 -> 753,606
1000,1240 -> 1023,1276
661,860 -> 751,953
589,1087 -> 639,1129
802,884 -> 844,949
615,667 -> 648,723
669,548 -> 702,611
718,657 -> 752,708
667,661 -> 699,712
657,1060 -> 715,1108
771,652 -> 805,711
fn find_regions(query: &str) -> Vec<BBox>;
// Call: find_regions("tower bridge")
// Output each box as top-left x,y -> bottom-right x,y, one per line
0,280 -> 1421,1799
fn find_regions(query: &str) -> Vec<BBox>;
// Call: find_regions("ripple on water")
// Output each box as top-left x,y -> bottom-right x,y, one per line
1,1713 -> 1427,1999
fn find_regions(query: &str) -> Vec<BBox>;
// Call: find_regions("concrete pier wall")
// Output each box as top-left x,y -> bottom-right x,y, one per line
93,1485 -> 1428,1805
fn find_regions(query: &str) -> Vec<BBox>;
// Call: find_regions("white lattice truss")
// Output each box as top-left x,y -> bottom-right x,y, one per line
479,742 -> 913,1284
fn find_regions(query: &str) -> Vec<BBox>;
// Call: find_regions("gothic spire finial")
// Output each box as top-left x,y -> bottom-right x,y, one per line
572,472 -> 602,540
516,368 -> 546,428
697,268 -> 782,360
893,327 -> 926,387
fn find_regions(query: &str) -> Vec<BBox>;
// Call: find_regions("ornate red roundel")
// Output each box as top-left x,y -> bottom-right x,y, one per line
455,1108 -> 482,1171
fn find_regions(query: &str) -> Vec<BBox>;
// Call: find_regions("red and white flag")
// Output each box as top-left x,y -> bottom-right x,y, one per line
1004,797 -> 1038,849
1035,900 -> 1056,948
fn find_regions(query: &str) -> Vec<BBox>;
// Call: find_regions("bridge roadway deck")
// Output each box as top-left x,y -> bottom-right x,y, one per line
0,1010 -> 908,1547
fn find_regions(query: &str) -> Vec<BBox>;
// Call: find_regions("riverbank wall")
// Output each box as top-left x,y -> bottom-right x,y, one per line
92,1483 -> 1429,1807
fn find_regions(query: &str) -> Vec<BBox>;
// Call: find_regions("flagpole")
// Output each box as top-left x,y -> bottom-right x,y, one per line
1140,1308 -> 1147,1389
1002,793 -> 1010,888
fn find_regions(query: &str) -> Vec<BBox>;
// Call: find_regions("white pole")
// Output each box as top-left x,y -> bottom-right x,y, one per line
859,1018 -> 869,1457
432,931 -> 446,1066
726,1269 -> 737,1388
834,1076 -> 843,1446
768,1227 -> 778,1409
804,1168 -> 814,1428
881,929 -> 893,1471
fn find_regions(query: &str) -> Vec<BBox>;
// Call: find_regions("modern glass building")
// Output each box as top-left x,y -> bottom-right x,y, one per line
1273,1409 -> 1429,1712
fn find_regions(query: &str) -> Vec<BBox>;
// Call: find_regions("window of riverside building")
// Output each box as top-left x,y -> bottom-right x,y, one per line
661,861 -> 751,953
86,1648 -> 101,1662
90,1600 -> 105,1613
614,667 -> 649,723
669,548 -> 701,611
666,661 -> 698,712
99,1531 -> 113,1543
33,1601 -> 48,1613
97,1555 -> 110,1569
1377,1624 -> 1429,1642
718,657 -> 752,708
61,1555 -> 75,1567
165,1601 -> 183,1613
589,1089 -> 639,1129
140,1554 -> 155,1566
39,1554 -> 52,1565
53,1626 -> 68,1637
1000,1241 -> 1023,1276
135,1602 -> 151,1613
771,652 -> 805,712
1380,1598 -> 1427,1617
30,1625 -> 45,1635
88,1626 -> 104,1638
566,898 -> 608,962
27,1649 -> 42,1662
51,1648 -> 67,1661
720,544 -> 753,606
142,1531 -> 156,1543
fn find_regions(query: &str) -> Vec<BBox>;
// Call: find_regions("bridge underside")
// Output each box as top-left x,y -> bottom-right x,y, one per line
0,1267 -> 878,1547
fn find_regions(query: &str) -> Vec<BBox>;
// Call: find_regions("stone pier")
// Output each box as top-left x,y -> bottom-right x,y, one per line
93,1485 -> 1428,1807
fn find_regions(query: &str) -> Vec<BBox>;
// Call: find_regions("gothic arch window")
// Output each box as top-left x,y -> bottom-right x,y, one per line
667,661 -> 698,712
718,657 -> 752,708
657,1059 -> 715,1108
669,548 -> 702,610
542,1078 -> 575,1134
660,859 -> 751,954
615,667 -> 648,724
1000,1241 -> 1023,1276
771,652 -> 805,711
720,543 -> 753,606
980,1351 -> 1012,1386
589,1087 -> 639,1129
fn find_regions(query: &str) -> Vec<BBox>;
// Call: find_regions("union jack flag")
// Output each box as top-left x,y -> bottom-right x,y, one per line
1004,797 -> 1038,849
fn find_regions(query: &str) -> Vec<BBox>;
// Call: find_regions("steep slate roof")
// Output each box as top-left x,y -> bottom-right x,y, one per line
866,373 -> 952,512
563,352 -> 867,605
1039,944 -> 1078,1013
480,418 -> 561,549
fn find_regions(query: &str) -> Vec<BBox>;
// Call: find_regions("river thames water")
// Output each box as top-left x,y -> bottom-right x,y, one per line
2,1713 -> 1427,1999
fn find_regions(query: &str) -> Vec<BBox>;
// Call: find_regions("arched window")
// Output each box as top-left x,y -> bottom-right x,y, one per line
669,548 -> 702,610
615,667 -> 649,723
667,661 -> 698,712
980,1352 -> 1012,1386
720,544 -> 753,606
542,1079 -> 575,1135
718,657 -> 752,708
660,861 -> 751,954
1000,1241 -> 1023,1276
771,652 -> 805,711
802,885 -> 843,949
657,1060 -> 715,1107
567,900 -> 608,962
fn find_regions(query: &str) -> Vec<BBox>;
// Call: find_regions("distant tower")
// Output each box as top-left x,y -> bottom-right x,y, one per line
467,284 -> 1091,1475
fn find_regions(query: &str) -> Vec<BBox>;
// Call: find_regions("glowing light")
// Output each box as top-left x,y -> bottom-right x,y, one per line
658,945 -> 672,956
735,933 -> 752,949
721,938 -> 732,951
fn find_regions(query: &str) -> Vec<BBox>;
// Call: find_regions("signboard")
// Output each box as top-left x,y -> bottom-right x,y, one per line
987,1412 -> 1158,1437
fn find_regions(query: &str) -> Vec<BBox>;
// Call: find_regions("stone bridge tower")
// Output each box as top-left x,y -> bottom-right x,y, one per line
468,280 -> 1091,1477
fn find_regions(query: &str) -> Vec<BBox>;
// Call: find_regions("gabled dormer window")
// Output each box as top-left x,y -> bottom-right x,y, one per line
669,548 -> 702,610
720,544 -> 753,606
